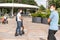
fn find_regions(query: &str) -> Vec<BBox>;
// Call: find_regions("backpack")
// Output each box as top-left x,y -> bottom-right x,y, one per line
16,15 -> 17,21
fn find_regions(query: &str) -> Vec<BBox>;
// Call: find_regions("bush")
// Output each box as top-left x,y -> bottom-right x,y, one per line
41,13 -> 46,18
31,9 -> 50,18
0,16 -> 3,18
46,13 -> 50,18
45,9 -> 50,18
41,13 -> 50,18
41,9 -> 50,18
31,13 -> 42,17
31,10 -> 42,17
39,5 -> 46,11
57,8 -> 60,24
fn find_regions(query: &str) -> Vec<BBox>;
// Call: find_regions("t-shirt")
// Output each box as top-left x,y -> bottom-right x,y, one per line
49,11 -> 59,30
17,12 -> 21,21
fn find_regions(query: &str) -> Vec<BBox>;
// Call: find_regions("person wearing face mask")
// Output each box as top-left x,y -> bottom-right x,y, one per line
47,4 -> 59,40
15,9 -> 23,36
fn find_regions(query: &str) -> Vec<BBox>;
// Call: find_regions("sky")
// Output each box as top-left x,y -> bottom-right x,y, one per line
35,0 -> 47,8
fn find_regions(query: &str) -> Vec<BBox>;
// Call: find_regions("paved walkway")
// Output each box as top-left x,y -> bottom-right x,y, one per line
0,17 -> 60,40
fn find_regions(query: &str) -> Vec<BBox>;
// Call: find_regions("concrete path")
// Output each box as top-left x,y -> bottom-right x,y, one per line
0,17 -> 60,40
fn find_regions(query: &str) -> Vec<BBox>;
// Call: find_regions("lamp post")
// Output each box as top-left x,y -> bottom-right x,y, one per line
11,0 -> 14,17
46,0 -> 49,8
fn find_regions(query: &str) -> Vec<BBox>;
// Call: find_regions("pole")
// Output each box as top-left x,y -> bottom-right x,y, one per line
11,0 -> 14,17
11,7 -> 13,16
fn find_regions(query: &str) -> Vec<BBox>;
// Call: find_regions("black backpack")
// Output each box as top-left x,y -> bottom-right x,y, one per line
16,12 -> 22,21
16,15 -> 17,21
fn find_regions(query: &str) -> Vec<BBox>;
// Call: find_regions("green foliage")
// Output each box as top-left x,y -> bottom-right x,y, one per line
0,16 -> 3,18
2,8 -> 8,14
57,8 -> 60,24
45,9 -> 50,18
31,13 -> 41,17
27,0 -> 37,5
31,9 -> 50,18
31,11 -> 42,17
0,0 -> 37,6
39,5 -> 46,11
45,9 -> 50,14
0,0 -> 12,3
49,0 -> 60,8
41,13 -> 46,18
21,0 -> 37,6
41,13 -> 50,18
1,8 -> 9,15
46,13 -> 50,18
59,18 -> 60,24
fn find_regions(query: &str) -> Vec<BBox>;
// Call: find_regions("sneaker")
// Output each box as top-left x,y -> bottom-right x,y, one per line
22,31 -> 25,34
15,33 -> 18,36
19,33 -> 22,36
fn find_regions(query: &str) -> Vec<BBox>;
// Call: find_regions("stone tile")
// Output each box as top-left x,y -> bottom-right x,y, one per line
0,17 -> 60,40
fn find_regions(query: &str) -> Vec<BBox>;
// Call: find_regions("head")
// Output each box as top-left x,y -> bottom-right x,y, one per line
18,9 -> 22,13
50,4 -> 56,11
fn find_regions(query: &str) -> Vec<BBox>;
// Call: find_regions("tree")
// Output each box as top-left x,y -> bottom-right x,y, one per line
20,0 -> 37,6
0,0 -> 37,6
0,0 -> 4,3
39,5 -> 46,11
0,0 -> 12,3
48,0 -> 60,8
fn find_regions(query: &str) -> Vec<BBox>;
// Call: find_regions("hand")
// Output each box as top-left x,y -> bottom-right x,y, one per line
48,23 -> 50,25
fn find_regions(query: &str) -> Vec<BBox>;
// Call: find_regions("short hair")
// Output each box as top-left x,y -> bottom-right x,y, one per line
18,9 -> 22,12
50,4 -> 56,8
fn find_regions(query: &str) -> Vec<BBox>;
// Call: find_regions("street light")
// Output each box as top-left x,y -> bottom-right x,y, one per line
11,0 -> 14,17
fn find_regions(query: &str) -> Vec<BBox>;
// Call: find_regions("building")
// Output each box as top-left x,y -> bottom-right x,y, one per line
0,3 -> 39,16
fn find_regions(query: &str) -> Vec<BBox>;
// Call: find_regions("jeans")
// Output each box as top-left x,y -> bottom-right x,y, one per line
16,21 -> 22,34
21,20 -> 23,27
47,29 -> 57,40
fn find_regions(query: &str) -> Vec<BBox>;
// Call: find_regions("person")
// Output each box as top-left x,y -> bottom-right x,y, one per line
47,4 -> 59,40
21,14 -> 25,34
15,9 -> 23,36
15,9 -> 24,36
2,15 -> 8,24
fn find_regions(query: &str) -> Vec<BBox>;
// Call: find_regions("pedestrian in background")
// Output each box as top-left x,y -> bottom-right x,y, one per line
15,9 -> 22,36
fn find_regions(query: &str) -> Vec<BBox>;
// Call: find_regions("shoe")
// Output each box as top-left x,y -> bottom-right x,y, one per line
19,33 -> 22,36
22,31 -> 25,34
15,33 -> 18,36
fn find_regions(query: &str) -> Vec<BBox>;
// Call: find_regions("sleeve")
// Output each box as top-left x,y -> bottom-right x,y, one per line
49,12 -> 54,19
17,13 -> 21,18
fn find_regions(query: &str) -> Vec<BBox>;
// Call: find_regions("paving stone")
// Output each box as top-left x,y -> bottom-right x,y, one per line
0,17 -> 60,40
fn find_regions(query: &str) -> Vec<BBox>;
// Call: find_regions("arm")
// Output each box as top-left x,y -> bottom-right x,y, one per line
48,18 -> 51,24
19,16 -> 22,20
48,12 -> 54,24
19,15 -> 23,20
21,16 -> 23,20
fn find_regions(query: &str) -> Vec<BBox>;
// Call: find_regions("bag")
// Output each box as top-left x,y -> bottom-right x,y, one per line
16,15 -> 17,21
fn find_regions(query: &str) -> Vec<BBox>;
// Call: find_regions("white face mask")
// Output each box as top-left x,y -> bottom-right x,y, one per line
19,10 -> 22,13
50,8 -> 54,11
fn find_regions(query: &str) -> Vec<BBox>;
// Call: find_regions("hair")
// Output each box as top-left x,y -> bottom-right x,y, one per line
50,4 -> 56,8
18,9 -> 22,12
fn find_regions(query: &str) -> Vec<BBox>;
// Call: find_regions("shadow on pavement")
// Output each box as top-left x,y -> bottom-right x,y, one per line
40,38 -> 45,40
